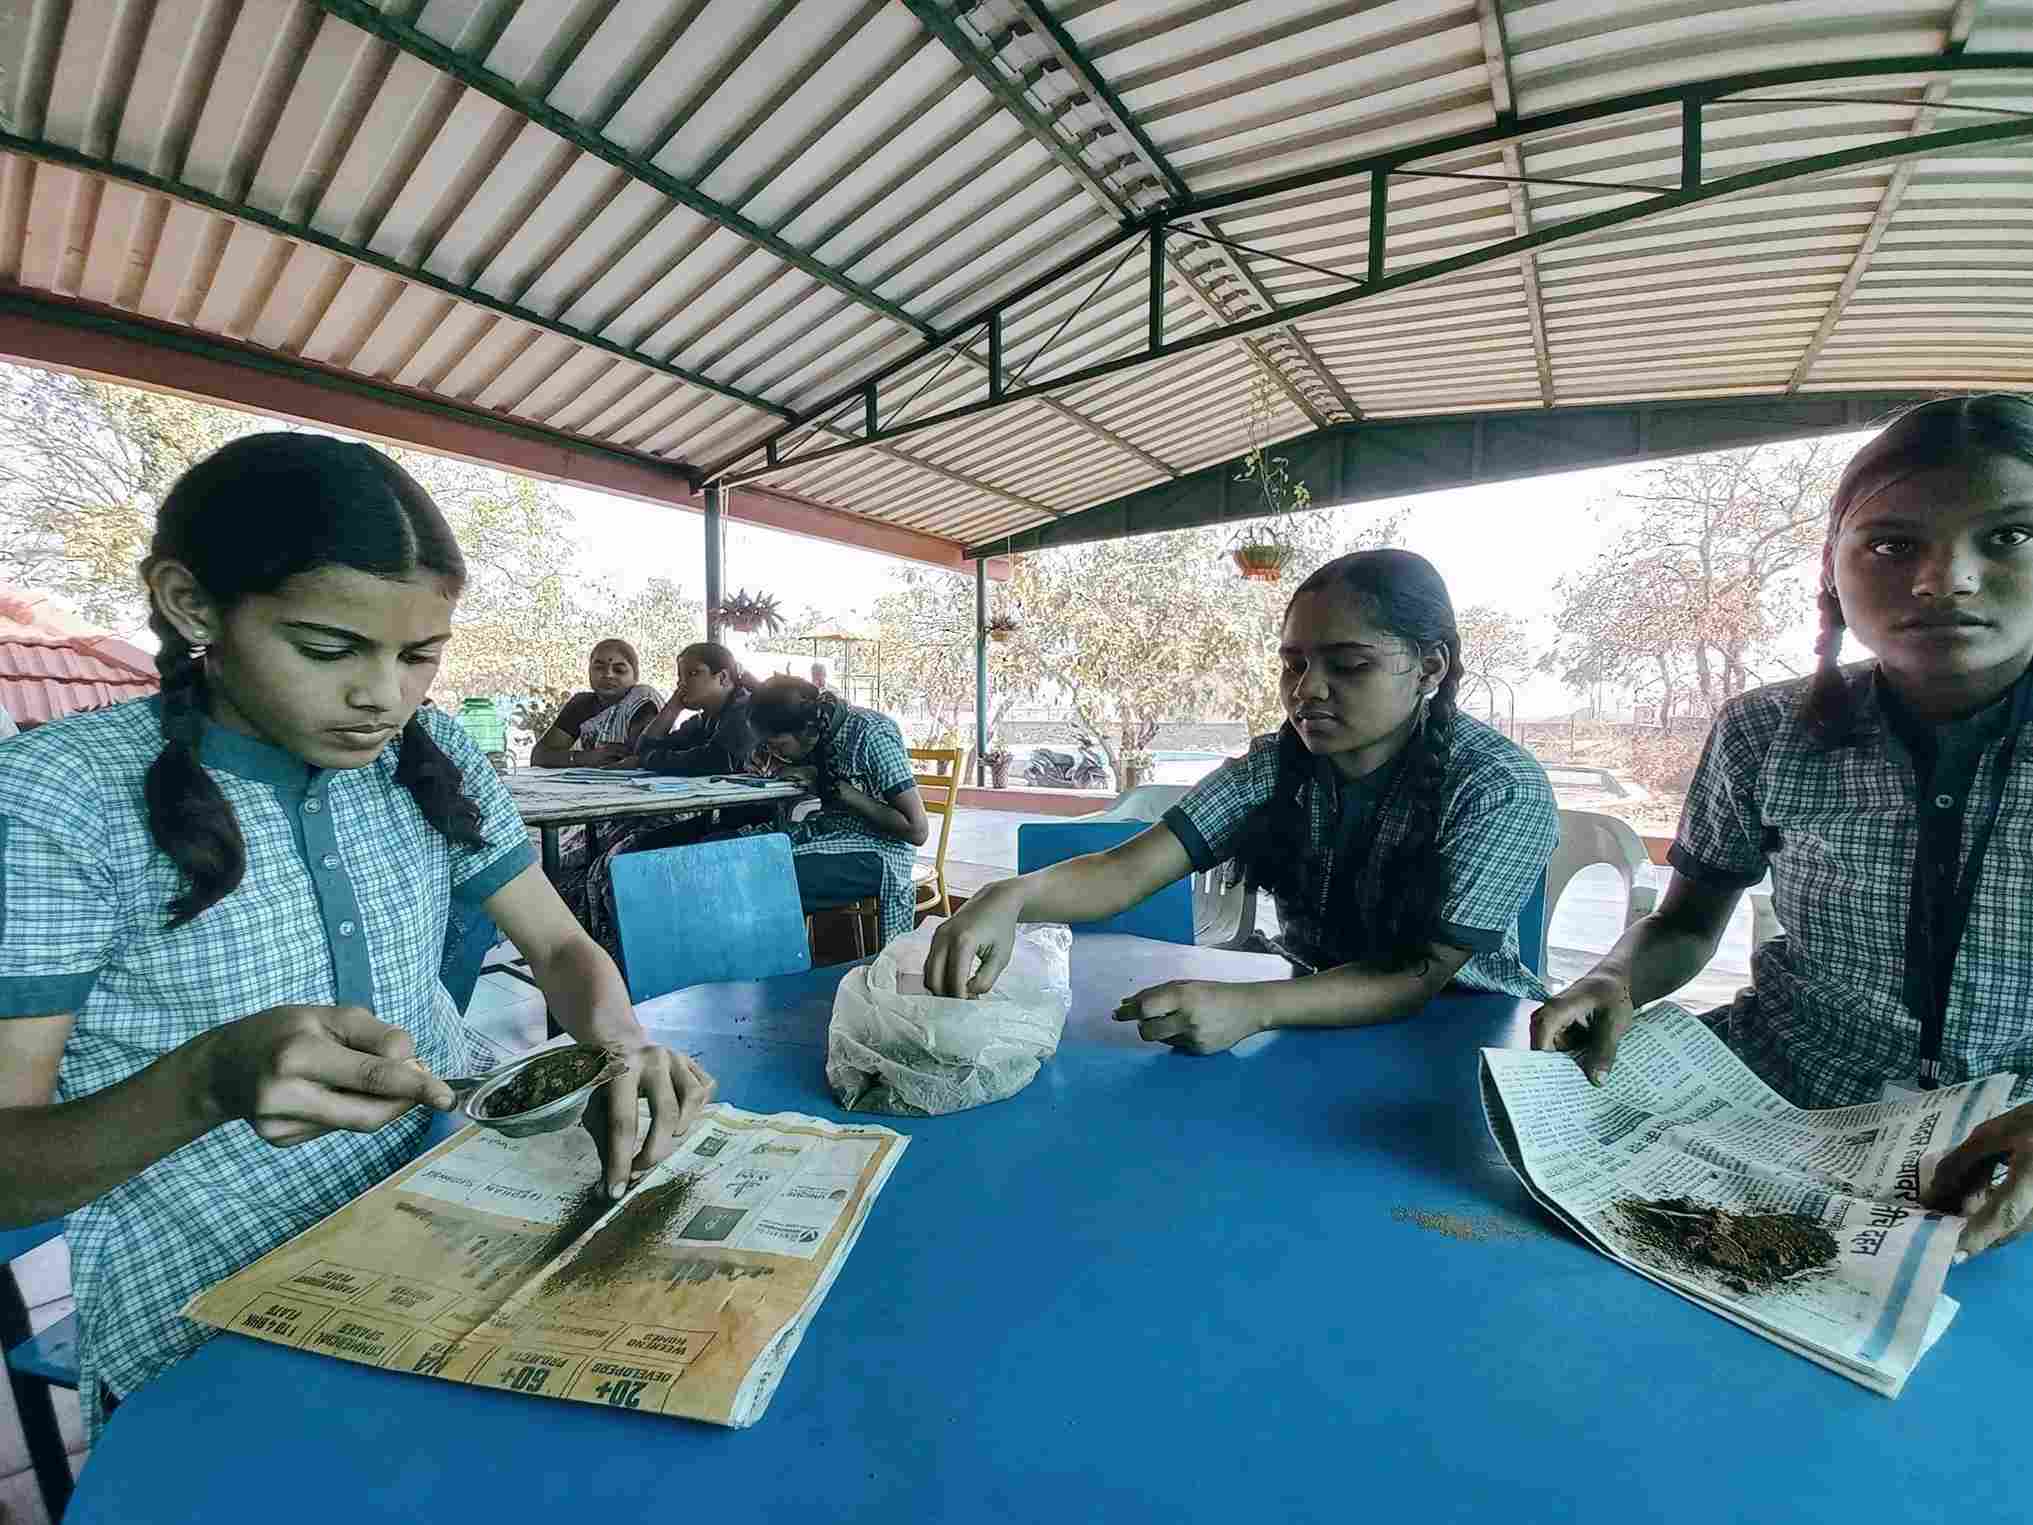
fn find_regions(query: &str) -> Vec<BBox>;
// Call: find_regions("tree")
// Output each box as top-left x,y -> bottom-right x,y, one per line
1546,440 -> 1842,727
1455,603 -> 1536,733
0,361 -> 699,708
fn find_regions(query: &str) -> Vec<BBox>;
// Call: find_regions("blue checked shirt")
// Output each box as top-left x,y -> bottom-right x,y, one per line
0,698 -> 534,1431
1670,665 -> 2033,1108
1164,714 -> 1557,997
789,705 -> 920,944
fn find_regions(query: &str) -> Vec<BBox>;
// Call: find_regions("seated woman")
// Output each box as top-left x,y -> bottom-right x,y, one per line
749,677 -> 930,945
1532,395 -> 2033,1259
925,549 -> 1558,1055
529,639 -> 664,767
623,642 -> 762,776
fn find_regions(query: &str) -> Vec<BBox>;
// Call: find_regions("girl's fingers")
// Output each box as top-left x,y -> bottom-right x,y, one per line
264,1079 -> 418,1136
632,1056 -> 682,1177
1138,1012 -> 1188,1044
602,1069 -> 644,1199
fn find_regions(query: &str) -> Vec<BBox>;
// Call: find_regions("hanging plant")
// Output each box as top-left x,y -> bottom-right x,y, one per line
986,611 -> 1022,644
1229,372 -> 1315,584
714,588 -> 784,637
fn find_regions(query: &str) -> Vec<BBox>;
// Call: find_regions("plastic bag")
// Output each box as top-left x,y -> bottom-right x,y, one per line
827,918 -> 1073,1116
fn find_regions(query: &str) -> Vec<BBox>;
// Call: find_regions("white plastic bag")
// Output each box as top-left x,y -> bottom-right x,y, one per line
826,918 -> 1073,1116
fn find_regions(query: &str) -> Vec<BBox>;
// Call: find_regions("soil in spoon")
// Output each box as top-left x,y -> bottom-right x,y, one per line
483,1047 -> 609,1118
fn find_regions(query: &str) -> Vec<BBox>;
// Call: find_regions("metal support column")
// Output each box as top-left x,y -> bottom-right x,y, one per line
704,481 -> 724,641
975,558 -> 989,786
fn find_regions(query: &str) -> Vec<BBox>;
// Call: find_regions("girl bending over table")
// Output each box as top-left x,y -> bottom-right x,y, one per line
926,549 -> 1558,1053
751,677 -> 930,947
1531,394 -> 2033,1259
529,637 -> 664,767
0,435 -> 712,1434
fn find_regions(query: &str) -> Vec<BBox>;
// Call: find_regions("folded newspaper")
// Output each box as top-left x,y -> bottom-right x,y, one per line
184,1104 -> 907,1426
1481,1004 -> 2015,1397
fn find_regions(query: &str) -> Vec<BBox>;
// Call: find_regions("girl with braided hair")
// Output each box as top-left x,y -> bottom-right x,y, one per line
0,433 -> 712,1430
1532,395 -> 2033,1261
927,549 -> 1558,1054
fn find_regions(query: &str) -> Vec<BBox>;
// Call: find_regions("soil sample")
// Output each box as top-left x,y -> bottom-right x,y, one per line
483,1047 -> 609,1118
542,1173 -> 704,1299
1613,1194 -> 1838,1296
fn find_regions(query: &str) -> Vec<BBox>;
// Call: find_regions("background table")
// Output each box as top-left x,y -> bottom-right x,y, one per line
506,770 -> 806,876
66,939 -> 2029,1525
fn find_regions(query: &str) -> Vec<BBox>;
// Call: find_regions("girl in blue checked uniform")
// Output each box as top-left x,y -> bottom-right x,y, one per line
926,550 -> 1559,1053
749,677 -> 931,946
1533,394 -> 2033,1261
0,435 -> 713,1431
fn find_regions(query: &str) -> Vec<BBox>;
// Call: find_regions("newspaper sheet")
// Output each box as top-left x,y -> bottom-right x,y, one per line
184,1104 -> 907,1426
1481,1004 -> 2015,1397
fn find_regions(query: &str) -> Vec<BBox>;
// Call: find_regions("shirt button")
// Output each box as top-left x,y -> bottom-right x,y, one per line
303,798 -> 322,814
321,854 -> 340,870
338,920 -> 356,937
1935,794 -> 1955,809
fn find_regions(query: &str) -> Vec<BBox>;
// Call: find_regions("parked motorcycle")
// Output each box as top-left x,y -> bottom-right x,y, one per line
1024,740 -> 1111,791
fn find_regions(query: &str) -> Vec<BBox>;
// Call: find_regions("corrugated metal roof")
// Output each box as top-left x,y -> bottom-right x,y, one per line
1,0 -> 2028,555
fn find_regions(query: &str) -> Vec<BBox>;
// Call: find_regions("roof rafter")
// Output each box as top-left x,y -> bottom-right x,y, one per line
1476,0 -> 1555,408
1784,1 -> 1987,392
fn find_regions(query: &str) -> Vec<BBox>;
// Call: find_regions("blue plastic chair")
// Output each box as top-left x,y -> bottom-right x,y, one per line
608,835 -> 813,1003
1016,821 -> 1196,945
438,898 -> 501,1015
1517,871 -> 1549,978
3,1218 -> 78,1518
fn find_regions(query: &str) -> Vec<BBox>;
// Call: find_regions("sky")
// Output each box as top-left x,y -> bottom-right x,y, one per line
558,429 -> 1873,721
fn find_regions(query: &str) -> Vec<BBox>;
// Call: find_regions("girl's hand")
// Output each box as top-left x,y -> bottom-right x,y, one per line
581,1040 -> 716,1199
1114,981 -> 1261,1054
599,753 -> 641,770
198,1004 -> 455,1147
1529,972 -> 1637,1086
925,886 -> 1023,997
577,743 -> 629,766
1923,1101 -> 2033,1258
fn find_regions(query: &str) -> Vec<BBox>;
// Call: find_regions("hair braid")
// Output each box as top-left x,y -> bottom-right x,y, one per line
1802,586 -> 1857,746
141,611 -> 247,927
1368,681 -> 1458,973
395,716 -> 488,848
1234,729 -> 1315,905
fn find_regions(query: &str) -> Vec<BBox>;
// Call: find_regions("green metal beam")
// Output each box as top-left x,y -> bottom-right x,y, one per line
964,394 -> 1936,558
309,0 -> 941,342
1004,0 -> 1190,203
1179,51 -> 2033,219
0,129 -> 795,433
720,102 -> 2033,484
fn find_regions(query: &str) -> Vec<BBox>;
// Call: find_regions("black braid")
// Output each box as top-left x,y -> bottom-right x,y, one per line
810,693 -> 844,804
1367,684 -> 1459,974
395,715 -> 488,848
1232,728 -> 1316,906
1802,587 -> 1858,747
141,613 -> 248,928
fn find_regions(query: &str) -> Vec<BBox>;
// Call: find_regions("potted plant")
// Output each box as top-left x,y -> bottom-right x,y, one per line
714,588 -> 785,637
1229,373 -> 1314,584
1120,748 -> 1155,791
982,745 -> 1013,788
986,611 -> 1021,644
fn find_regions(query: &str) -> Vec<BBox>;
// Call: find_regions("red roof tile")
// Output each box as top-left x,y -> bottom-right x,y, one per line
0,584 -> 158,726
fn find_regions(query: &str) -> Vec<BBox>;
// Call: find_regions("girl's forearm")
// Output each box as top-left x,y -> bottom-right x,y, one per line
528,934 -> 642,1046
0,1040 -> 221,1226
1257,960 -> 1457,1031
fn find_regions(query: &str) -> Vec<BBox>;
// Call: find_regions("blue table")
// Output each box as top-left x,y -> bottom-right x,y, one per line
67,939 -> 2030,1525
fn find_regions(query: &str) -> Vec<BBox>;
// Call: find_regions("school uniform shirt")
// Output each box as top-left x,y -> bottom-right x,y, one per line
790,704 -> 920,943
639,688 -> 760,776
552,684 -> 664,750
0,698 -> 535,1432
1164,713 -> 1557,996
1670,664 -> 2033,1108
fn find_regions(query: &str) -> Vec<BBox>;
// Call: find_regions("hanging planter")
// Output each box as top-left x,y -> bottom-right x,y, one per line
714,589 -> 784,637
1230,541 -> 1296,583
1229,371 -> 1315,584
986,612 -> 1021,644
983,746 -> 1013,788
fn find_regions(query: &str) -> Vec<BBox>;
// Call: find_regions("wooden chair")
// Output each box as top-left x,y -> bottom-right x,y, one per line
910,745 -> 967,919
608,835 -> 811,1002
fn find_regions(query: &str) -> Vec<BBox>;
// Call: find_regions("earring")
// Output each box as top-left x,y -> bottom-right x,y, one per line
188,628 -> 210,659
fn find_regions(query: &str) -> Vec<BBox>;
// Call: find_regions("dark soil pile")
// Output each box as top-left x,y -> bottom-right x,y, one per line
483,1048 -> 608,1118
1613,1195 -> 1838,1295
541,1173 -> 704,1299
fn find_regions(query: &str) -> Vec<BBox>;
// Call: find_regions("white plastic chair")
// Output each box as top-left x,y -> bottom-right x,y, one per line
1541,809 -> 1658,959
1092,784 -> 1259,949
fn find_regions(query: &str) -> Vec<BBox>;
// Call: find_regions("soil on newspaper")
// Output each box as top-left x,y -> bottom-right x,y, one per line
542,1173 -> 704,1298
483,1047 -> 608,1118
1613,1195 -> 1838,1295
